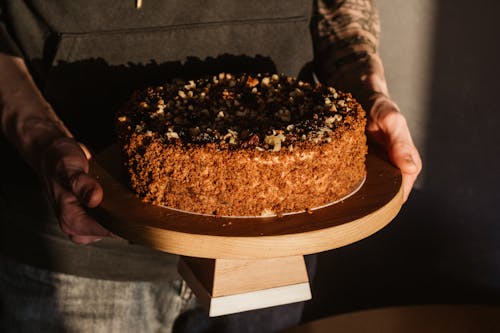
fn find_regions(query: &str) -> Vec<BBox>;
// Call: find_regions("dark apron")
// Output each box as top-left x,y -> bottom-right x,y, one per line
40,0 -> 314,150
1,0 -> 314,280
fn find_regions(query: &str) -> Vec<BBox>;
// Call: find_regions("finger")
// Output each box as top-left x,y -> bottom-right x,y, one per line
48,143 -> 102,208
388,141 -> 420,175
401,171 -> 418,202
369,104 -> 422,201
51,148 -> 93,201
50,138 -> 91,174
388,141 -> 422,202
69,172 -> 103,208
56,187 -> 112,243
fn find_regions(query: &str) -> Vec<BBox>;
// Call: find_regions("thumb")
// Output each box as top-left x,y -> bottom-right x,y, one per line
388,140 -> 420,176
70,172 -> 104,208
386,135 -> 422,202
369,101 -> 422,201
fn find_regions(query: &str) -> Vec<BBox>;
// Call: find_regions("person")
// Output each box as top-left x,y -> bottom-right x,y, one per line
0,1 -> 421,332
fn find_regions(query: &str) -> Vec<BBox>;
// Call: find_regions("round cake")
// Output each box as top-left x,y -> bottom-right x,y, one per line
116,73 -> 367,217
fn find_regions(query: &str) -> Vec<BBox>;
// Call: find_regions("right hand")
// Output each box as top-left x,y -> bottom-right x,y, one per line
40,137 -> 113,244
366,95 -> 422,202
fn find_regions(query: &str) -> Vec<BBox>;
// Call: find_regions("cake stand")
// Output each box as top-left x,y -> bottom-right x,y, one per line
90,148 -> 403,316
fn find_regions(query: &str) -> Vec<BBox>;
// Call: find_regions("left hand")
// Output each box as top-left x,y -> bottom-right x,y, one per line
366,95 -> 422,202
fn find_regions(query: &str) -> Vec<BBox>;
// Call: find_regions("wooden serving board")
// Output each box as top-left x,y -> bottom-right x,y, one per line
89,147 -> 403,259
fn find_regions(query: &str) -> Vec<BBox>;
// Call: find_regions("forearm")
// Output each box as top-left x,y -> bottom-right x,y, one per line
0,53 -> 71,168
312,0 -> 388,110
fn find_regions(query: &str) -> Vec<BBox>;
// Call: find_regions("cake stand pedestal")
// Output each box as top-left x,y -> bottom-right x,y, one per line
178,256 -> 310,316
90,150 -> 403,317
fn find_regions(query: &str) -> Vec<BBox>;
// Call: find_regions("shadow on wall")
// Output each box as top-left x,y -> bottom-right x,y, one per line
303,0 -> 500,321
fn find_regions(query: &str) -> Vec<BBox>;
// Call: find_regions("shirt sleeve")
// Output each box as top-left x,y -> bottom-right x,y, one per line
310,0 -> 387,108
0,5 -> 22,57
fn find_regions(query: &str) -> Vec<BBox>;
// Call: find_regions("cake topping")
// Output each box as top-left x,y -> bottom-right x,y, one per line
117,73 -> 363,151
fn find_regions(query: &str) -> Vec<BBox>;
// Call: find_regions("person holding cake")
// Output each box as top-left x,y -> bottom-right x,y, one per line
0,1 -> 421,332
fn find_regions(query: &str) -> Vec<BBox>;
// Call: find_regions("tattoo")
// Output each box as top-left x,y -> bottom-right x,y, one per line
322,35 -> 377,58
331,51 -> 371,68
312,0 -> 380,72
311,0 -> 386,107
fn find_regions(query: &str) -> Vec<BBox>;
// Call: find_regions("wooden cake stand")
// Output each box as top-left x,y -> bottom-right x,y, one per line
90,148 -> 403,316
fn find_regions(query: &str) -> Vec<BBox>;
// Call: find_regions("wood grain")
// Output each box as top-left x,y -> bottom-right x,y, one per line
178,256 -> 311,317
179,256 -> 309,297
214,256 -> 308,297
90,147 -> 403,259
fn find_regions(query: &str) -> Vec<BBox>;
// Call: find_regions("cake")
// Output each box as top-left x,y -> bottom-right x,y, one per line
116,73 -> 367,217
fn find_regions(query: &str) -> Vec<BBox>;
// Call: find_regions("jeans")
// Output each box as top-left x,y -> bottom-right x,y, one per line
0,255 -> 312,333
0,256 -> 196,333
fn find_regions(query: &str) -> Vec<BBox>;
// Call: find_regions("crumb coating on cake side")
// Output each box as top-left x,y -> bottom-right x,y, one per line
116,73 -> 367,216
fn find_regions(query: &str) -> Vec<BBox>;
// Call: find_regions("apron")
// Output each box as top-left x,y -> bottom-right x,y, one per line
1,0 -> 314,280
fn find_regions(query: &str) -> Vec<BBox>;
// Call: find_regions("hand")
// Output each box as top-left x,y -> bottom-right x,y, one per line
0,54 -> 114,243
40,137 -> 113,244
366,95 -> 422,202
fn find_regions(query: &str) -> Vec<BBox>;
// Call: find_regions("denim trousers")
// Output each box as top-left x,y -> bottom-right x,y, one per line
0,256 -> 309,333
0,256 -> 196,333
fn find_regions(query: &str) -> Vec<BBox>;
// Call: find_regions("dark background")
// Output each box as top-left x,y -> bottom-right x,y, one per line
304,0 -> 500,319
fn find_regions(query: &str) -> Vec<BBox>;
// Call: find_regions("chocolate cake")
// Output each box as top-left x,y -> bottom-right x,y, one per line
116,73 -> 367,216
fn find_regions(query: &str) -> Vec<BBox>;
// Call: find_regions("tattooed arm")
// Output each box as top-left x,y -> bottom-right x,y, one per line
311,0 -> 422,201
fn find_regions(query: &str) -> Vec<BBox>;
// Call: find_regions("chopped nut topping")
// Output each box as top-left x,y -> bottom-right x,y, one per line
277,108 -> 291,122
117,72 -> 361,150
222,89 -> 234,100
247,134 -> 260,146
265,133 -> 286,152
325,114 -> 342,127
189,127 -> 201,137
184,80 -> 196,90
166,130 -> 179,139
246,76 -> 259,87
